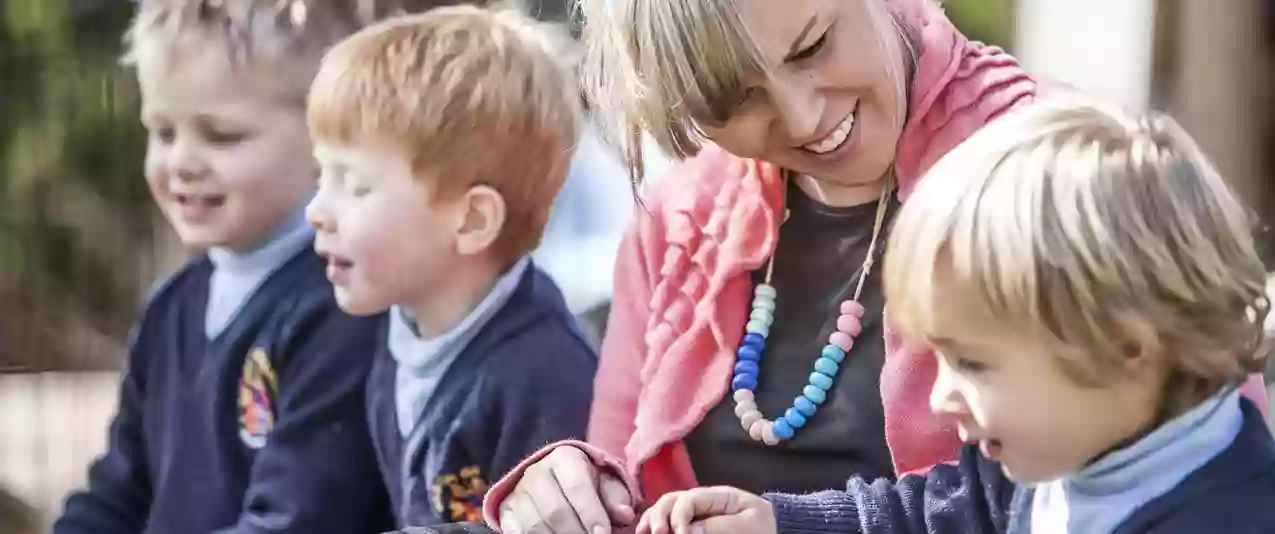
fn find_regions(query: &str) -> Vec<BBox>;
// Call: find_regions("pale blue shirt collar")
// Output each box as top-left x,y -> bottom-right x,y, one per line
1030,387 -> 1243,534
388,257 -> 531,436
205,201 -> 314,339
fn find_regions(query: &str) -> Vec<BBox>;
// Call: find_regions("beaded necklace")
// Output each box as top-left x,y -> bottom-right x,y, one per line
730,171 -> 895,445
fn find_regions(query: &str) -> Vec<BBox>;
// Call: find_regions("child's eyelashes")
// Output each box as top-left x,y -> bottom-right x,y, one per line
350,184 -> 371,197
144,125 -> 249,146
953,356 -> 991,374
206,129 -> 249,146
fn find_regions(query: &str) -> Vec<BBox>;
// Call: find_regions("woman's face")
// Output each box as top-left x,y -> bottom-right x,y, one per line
700,0 -> 908,188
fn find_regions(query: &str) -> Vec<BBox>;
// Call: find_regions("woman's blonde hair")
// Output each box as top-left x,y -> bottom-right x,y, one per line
885,99 -> 1269,400
577,0 -> 923,184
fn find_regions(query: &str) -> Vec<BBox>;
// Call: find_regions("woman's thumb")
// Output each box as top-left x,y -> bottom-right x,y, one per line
599,473 -> 636,524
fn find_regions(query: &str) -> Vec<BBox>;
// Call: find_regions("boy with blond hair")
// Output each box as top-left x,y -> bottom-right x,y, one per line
49,1 -> 452,533
304,5 -> 597,527
636,100 -> 1275,534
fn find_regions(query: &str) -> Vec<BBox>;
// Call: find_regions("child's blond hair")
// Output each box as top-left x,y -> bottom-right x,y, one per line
885,99 -> 1268,407
307,5 -> 581,265
123,0 -> 514,104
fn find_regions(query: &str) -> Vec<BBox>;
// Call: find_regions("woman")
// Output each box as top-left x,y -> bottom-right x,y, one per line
486,0 -> 1260,532
484,0 -> 1033,531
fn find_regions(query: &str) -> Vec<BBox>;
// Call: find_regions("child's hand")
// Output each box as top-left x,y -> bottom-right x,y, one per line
636,486 -> 775,534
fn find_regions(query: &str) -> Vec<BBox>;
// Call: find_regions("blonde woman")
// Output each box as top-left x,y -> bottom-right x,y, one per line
481,1 -> 1270,533
481,0 -> 1036,531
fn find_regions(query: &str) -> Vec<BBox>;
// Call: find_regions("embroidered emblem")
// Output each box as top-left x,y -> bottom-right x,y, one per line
237,348 -> 278,449
431,466 -> 488,523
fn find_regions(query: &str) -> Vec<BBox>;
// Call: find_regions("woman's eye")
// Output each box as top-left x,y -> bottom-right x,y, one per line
792,31 -> 829,62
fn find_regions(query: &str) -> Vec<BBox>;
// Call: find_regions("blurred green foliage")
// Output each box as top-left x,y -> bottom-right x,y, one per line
944,0 -> 1015,49
1,0 -> 153,371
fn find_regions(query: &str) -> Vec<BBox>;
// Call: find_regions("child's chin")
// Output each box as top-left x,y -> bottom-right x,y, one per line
333,291 -> 387,317
998,463 -> 1063,485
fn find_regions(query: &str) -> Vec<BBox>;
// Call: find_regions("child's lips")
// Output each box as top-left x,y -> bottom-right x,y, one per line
320,253 -> 355,284
171,193 -> 226,222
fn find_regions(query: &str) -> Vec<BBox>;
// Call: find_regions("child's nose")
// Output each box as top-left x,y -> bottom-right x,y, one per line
305,194 -> 333,232
929,357 -> 967,419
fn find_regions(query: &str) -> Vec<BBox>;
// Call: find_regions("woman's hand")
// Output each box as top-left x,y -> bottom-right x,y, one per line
498,446 -> 635,534
636,487 -> 775,534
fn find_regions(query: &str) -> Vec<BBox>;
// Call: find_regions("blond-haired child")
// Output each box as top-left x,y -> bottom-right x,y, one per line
52,1 -> 421,533
637,99 -> 1275,534
304,5 -> 597,527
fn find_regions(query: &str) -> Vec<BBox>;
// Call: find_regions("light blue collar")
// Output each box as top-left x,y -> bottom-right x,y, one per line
388,257 -> 531,436
205,201 -> 314,339
1031,388 -> 1243,534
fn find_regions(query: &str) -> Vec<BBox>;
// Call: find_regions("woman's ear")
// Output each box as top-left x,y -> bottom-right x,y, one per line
455,185 -> 507,256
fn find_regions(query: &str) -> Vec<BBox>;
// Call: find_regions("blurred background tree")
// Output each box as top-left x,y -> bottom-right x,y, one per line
1,0 -> 160,371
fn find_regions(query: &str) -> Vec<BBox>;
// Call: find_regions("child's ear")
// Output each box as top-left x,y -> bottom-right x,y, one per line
455,185 -> 506,256
1117,315 -> 1166,378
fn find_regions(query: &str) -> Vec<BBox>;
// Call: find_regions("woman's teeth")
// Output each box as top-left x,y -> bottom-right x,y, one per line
804,110 -> 856,154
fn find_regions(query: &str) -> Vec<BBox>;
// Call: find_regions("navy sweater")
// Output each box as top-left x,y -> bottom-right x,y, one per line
54,249 -> 393,534
767,399 -> 1275,533
367,266 -> 597,527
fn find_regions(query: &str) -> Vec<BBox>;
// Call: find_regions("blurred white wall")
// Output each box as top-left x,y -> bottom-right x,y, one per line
1015,0 -> 1157,110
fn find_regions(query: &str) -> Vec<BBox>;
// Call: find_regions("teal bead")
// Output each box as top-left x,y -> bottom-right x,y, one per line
745,319 -> 770,337
802,386 -> 827,405
821,344 -> 846,363
749,308 -> 774,324
754,283 -> 777,299
808,372 -> 834,391
752,296 -> 776,313
814,357 -> 839,376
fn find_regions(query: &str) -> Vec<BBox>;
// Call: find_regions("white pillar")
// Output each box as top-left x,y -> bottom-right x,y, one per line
1014,0 -> 1158,111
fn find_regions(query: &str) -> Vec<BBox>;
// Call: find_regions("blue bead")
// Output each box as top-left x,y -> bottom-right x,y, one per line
743,333 -> 766,350
821,345 -> 846,363
784,408 -> 807,428
808,372 -> 834,391
814,357 -> 839,376
737,345 -> 761,362
773,419 -> 794,440
803,386 -> 827,405
732,374 -> 757,391
734,361 -> 759,376
794,396 -> 818,416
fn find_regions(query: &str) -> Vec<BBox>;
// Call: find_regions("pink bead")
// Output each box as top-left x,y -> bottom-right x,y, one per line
829,331 -> 855,352
836,315 -> 862,336
840,300 -> 866,318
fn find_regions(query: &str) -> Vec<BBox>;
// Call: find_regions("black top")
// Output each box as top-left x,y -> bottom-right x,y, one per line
684,180 -> 900,493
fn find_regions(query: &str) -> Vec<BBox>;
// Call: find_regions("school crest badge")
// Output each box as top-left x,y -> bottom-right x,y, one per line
238,348 -> 278,449
431,466 -> 488,523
